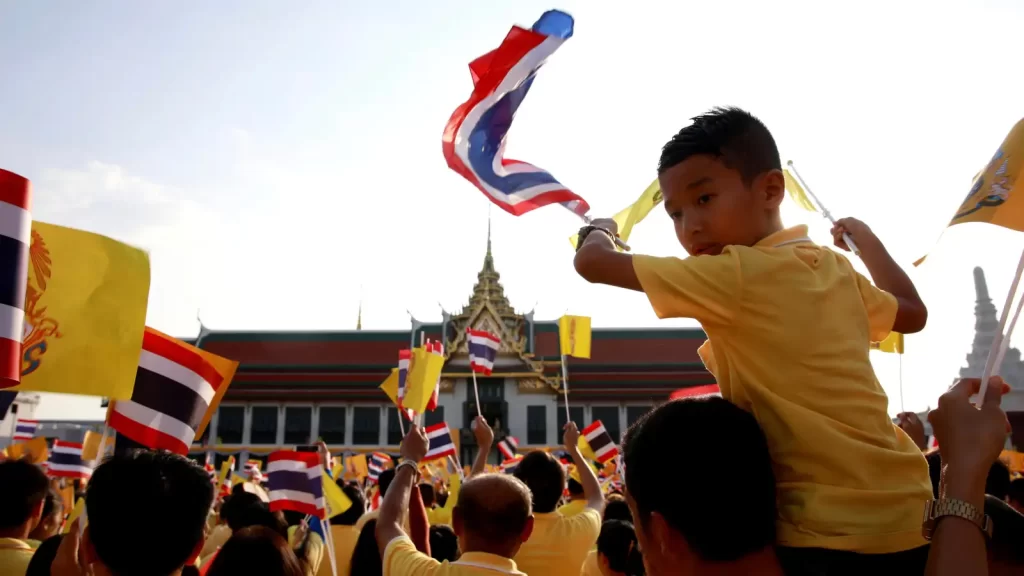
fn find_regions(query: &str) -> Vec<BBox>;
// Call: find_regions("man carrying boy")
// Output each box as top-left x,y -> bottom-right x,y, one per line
574,107 -> 933,572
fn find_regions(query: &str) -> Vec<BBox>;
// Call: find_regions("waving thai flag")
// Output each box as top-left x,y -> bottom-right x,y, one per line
442,10 -> 590,217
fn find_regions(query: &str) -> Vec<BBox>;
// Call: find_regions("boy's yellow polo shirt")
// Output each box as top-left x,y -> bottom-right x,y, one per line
632,225 -> 931,554
383,536 -> 526,575
514,508 -> 601,576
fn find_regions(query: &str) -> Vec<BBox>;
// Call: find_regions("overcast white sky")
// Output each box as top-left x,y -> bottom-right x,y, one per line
1,0 -> 1022,420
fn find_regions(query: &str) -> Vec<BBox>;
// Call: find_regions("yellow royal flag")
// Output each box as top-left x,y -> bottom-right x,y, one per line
783,169 -> 818,212
322,471 -> 353,516
569,179 -> 662,249
62,498 -> 86,534
871,332 -> 904,354
559,315 -> 592,359
917,119 -> 1024,265
379,368 -> 400,406
346,453 -> 369,481
403,346 -> 444,414
6,436 -> 49,464
11,221 -> 150,399
81,430 -> 114,461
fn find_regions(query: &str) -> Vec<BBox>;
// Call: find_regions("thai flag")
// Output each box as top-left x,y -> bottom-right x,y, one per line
204,463 -> 217,484
0,169 -> 31,388
497,436 -> 519,460
397,349 -> 412,419
669,384 -> 721,399
267,450 -> 325,519
47,440 -> 93,480
501,455 -> 523,473
244,459 -> 263,482
423,423 -> 457,463
582,420 -> 619,464
13,418 -> 39,442
368,452 -> 390,483
442,10 -> 590,218
467,328 -> 500,376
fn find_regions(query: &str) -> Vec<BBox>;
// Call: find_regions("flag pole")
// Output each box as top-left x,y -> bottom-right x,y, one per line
471,370 -> 482,419
576,210 -> 631,251
994,283 -> 1024,370
561,354 -> 571,424
786,161 -> 859,255
898,353 -> 905,414
979,245 -> 1024,406
323,516 -> 339,576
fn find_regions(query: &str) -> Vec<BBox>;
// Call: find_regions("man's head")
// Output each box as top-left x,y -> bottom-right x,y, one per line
332,482 -> 366,526
623,397 -> 777,574
452,474 -> 534,558
378,468 -> 396,497
513,450 -> 565,513
658,107 -> 784,256
85,450 -> 214,576
29,487 -> 65,541
419,482 -> 436,508
603,494 -> 632,524
0,459 -> 49,538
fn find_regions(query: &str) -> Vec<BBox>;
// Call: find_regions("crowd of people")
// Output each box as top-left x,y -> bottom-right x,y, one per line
2,107 -> 1023,575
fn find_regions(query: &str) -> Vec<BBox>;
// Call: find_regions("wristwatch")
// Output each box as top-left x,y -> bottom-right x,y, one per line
922,498 -> 993,540
576,226 -> 614,251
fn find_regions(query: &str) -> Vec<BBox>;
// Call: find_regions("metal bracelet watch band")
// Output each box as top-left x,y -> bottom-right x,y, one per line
921,498 -> 993,540
395,459 -> 419,478
576,226 -> 614,251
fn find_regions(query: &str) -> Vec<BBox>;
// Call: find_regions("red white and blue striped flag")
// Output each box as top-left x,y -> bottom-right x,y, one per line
368,451 -> 390,483
442,10 -> 589,217
467,328 -> 501,375
47,440 -> 93,480
0,169 -> 31,389
13,418 -> 39,442
423,423 -> 457,463
397,349 -> 411,415
267,450 -> 325,519
498,436 -> 519,460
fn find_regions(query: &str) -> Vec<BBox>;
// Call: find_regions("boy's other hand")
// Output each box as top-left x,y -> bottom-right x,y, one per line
831,217 -> 878,252
472,415 -> 494,448
563,421 -> 581,450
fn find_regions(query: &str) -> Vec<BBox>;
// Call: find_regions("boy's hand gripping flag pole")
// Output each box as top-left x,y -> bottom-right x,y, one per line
785,161 -> 860,255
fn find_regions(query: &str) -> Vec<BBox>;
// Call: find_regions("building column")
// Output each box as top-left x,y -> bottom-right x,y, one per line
276,406 -> 285,446
546,394 -> 558,445
240,405 -> 252,465
344,405 -> 355,447
379,405 -> 388,446
205,408 -> 219,464
310,405 -> 320,444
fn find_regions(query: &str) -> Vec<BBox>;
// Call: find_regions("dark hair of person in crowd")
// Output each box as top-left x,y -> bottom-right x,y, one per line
29,486 -> 65,541
623,397 -> 777,562
512,450 -> 565,513
0,459 -> 50,534
419,482 -> 436,508
603,494 -> 633,524
25,534 -> 63,576
437,487 -> 449,508
87,450 -> 215,576
230,502 -> 288,538
429,524 -> 460,562
658,107 -> 780,182
282,510 -> 305,527
332,482 -> 366,525
452,473 -> 533,557
378,468 -> 396,497
598,520 -> 644,576
986,460 -> 1011,500
1009,478 -> 1024,512
181,567 -> 199,576
350,519 -> 382,576
985,495 -> 1024,573
206,526 -> 304,576
567,477 -> 584,497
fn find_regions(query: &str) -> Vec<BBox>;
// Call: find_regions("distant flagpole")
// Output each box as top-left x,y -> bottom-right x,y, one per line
561,354 -> 571,424
786,161 -> 859,255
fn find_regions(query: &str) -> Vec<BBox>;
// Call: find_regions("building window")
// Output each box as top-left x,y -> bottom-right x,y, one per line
387,408 -> 403,446
250,406 -> 279,444
477,378 -> 504,400
195,422 -> 211,445
284,407 -> 312,445
217,406 -> 244,444
626,406 -> 652,429
527,406 -> 546,445
319,407 -> 346,446
591,406 -> 621,443
557,406 -> 585,436
352,407 -> 380,445
424,406 -> 445,428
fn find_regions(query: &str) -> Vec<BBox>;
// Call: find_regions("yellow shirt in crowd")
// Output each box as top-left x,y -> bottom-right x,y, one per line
513,508 -> 601,576
383,535 -> 526,575
557,499 -> 587,517
632,225 -> 932,554
0,538 -> 34,576
316,524 -> 360,576
286,525 -> 325,576
579,550 -> 602,576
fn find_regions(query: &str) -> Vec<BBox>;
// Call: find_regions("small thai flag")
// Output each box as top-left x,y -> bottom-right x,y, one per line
244,459 -> 263,482
368,452 -> 390,483
669,384 -> 721,399
501,455 -> 523,473
47,440 -> 93,480
497,436 -> 519,460
582,420 -> 619,464
0,169 -> 31,388
467,328 -> 500,376
204,463 -> 217,484
423,423 -> 457,463
13,418 -> 39,442
267,450 -> 325,519
397,349 -> 411,409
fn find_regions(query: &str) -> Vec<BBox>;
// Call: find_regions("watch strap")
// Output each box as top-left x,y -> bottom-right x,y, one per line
922,498 -> 993,540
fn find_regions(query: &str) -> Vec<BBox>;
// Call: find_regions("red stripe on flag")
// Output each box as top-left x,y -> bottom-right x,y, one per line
0,169 -> 31,211
107,409 -> 190,455
0,335 -> 21,388
142,329 -> 224,391
670,384 -> 721,399
269,500 -> 322,517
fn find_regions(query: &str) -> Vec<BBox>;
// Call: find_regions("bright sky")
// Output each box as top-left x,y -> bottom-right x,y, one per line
2,0 -> 1022,421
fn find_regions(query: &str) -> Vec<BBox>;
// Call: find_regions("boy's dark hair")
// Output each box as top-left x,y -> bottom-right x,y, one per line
566,478 -> 583,496
603,495 -> 633,524
87,450 -> 214,576
623,397 -> 777,562
986,460 -> 1011,500
658,107 -> 780,184
332,483 -> 365,526
419,482 -> 436,507
378,468 -> 396,497
0,459 -> 49,529
429,524 -> 460,563
513,451 -> 566,513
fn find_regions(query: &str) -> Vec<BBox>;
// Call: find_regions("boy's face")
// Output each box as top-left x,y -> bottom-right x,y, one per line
659,155 -> 781,256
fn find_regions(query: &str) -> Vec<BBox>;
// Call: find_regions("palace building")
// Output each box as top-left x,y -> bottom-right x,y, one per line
190,234 -> 714,468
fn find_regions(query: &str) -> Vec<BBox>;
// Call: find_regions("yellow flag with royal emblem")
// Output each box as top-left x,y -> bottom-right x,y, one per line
569,179 -> 662,249
8,221 -> 149,399
559,315 -> 592,359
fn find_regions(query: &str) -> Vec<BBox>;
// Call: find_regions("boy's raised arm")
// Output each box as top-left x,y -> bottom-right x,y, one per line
573,218 -> 643,292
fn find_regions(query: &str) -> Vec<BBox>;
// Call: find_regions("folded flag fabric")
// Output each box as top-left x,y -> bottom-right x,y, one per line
0,169 -> 31,388
397,349 -> 411,413
871,332 -> 905,354
442,9 -> 590,217
423,423 -> 457,463
497,436 -> 519,460
267,450 -> 325,519
669,384 -> 722,400
501,455 -> 523,473
47,439 -> 92,480
581,420 -> 618,464
13,418 -> 39,441
467,328 -> 501,375
108,327 -> 237,455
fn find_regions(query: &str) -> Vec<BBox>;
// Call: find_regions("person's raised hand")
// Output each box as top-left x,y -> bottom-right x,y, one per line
51,519 -> 92,576
472,415 -> 494,448
563,421 -> 581,452
401,424 -> 429,463
897,411 -> 927,451
831,217 -> 877,252
928,376 -> 1012,493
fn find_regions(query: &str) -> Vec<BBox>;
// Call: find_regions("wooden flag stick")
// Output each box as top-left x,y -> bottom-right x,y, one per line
786,161 -> 859,255
979,245 -> 1024,406
561,354 -> 571,424
471,370 -> 482,419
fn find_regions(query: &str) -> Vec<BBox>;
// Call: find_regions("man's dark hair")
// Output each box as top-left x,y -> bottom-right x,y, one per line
623,397 -> 776,562
87,450 -> 214,576
419,482 -> 436,507
513,451 -> 565,513
0,459 -> 49,529
1009,478 -> 1024,505
378,468 -> 396,497
332,483 -> 365,526
986,460 -> 1011,500
566,478 -> 583,497
658,107 -> 780,184
429,524 -> 460,563
603,495 -> 632,524
41,487 -> 63,521
986,495 -> 1024,565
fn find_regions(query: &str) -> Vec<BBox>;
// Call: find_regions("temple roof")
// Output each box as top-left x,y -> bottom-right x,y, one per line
960,266 -> 1024,388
